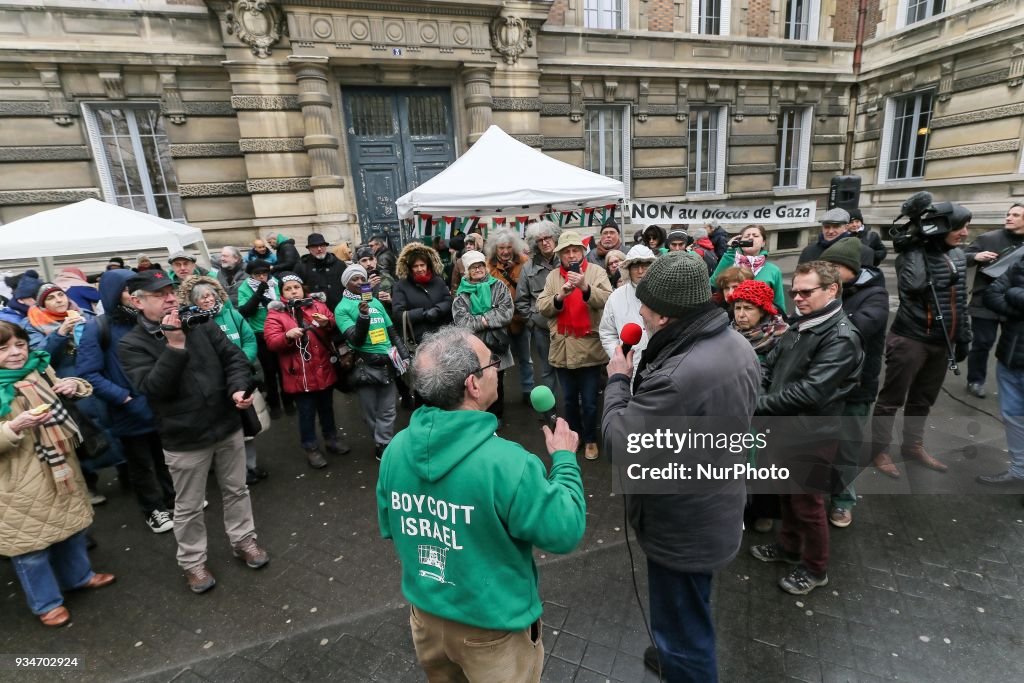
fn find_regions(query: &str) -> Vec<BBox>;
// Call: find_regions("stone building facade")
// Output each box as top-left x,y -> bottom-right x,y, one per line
0,0 -> 1020,252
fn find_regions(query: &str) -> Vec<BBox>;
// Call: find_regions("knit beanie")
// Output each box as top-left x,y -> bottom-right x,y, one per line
246,259 -> 272,275
12,269 -> 41,300
726,279 -> 778,316
342,263 -> 368,287
36,283 -> 64,305
635,251 -> 712,318
820,237 -> 862,276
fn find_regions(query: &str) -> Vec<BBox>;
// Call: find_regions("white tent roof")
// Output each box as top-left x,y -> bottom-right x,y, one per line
0,198 -> 205,259
396,125 -> 624,220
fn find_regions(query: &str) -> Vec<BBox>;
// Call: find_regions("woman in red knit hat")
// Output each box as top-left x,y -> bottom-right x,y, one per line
726,279 -> 788,359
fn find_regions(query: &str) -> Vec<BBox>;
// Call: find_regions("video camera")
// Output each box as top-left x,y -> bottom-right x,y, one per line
889,191 -> 970,252
286,297 -> 314,310
178,305 -> 215,329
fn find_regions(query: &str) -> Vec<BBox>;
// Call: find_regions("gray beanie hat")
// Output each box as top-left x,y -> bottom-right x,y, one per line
341,263 -> 368,286
635,251 -> 712,317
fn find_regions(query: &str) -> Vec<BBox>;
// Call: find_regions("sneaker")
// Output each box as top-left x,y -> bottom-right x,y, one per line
750,543 -> 800,564
147,509 -> 174,534
779,565 -> 829,595
375,443 -> 385,462
829,507 -> 852,528
232,537 -> 269,569
324,438 -> 351,456
642,645 -> 662,675
184,564 -> 216,594
305,447 -> 327,469
88,490 -> 107,506
967,382 -> 986,399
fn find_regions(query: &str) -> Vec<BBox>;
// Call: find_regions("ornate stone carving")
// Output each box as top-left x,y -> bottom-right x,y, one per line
490,97 -> 541,112
511,135 -> 543,147
1011,43 -> 1024,88
158,70 -> 187,125
925,139 -> 1020,161
864,84 -> 880,120
179,182 -> 249,198
953,70 -> 1010,93
542,137 -> 585,151
899,71 -> 915,92
705,81 -> 719,103
603,79 -> 618,103
930,102 -> 1024,129
733,81 -> 746,121
676,80 -> 689,122
637,79 -> 649,123
98,70 -> 124,100
238,137 -> 305,153
938,61 -> 955,103
541,103 -> 571,117
225,0 -> 285,59
489,15 -> 533,66
0,146 -> 91,162
246,177 -> 312,193
768,82 -> 780,122
569,78 -> 583,122
633,167 -> 685,178
0,102 -> 48,116
168,143 -> 243,158
183,101 -> 236,116
35,68 -> 73,126
633,137 -> 687,149
230,95 -> 300,111
646,105 -> 678,116
0,189 -> 99,206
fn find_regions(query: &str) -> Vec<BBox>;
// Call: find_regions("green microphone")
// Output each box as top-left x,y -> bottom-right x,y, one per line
529,386 -> 558,430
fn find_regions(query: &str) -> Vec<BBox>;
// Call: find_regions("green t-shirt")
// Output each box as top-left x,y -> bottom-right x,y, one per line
335,295 -> 393,354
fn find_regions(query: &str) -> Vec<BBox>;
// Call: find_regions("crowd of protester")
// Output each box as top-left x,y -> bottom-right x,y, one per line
4,204 -> 1024,683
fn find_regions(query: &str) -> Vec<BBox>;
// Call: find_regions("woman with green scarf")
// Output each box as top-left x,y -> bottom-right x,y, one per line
452,250 -> 514,420
0,321 -> 115,627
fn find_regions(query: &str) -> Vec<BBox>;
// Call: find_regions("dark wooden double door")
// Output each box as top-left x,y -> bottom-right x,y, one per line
343,88 -> 456,247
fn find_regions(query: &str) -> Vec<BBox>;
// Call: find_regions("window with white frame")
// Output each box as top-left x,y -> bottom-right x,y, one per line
902,0 -> 945,26
784,0 -> 820,40
584,0 -> 625,29
877,91 -> 934,183
585,107 -> 631,196
691,0 -> 730,36
776,107 -> 813,189
687,107 -> 727,195
82,104 -> 184,220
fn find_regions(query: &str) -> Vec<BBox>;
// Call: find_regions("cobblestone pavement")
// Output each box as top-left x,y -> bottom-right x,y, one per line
4,257 -> 1024,682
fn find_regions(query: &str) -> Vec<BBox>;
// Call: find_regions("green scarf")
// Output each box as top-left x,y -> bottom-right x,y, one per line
457,275 -> 497,315
0,349 -> 51,417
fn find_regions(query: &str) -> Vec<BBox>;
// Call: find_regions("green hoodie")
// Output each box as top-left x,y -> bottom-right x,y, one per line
377,406 -> 585,630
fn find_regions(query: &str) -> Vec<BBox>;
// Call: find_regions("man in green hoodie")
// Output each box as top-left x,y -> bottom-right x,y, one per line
377,326 -> 585,682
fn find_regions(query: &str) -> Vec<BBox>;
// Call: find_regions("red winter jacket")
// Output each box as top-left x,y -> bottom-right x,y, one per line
264,300 -> 337,393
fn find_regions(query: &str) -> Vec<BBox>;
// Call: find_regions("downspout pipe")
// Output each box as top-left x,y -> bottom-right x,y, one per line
844,0 -> 870,175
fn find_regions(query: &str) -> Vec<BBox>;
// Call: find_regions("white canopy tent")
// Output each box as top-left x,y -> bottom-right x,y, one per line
396,125 -> 624,220
0,198 -> 211,280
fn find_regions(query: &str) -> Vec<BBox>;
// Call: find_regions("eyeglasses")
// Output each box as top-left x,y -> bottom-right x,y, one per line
789,286 -> 825,299
467,354 -> 501,378
536,236 -> 555,244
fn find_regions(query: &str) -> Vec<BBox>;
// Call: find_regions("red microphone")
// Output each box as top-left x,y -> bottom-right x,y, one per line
620,323 -> 643,356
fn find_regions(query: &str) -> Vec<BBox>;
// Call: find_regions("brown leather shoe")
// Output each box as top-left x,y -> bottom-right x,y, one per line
80,573 -> 116,590
184,565 -> 216,594
40,606 -> 70,627
872,451 -> 900,478
584,443 -> 600,460
232,537 -> 269,569
902,443 -> 947,473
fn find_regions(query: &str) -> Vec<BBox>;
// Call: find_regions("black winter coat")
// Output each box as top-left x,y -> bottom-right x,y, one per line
983,260 -> 1024,368
294,253 -> 348,310
376,248 -> 397,279
858,228 -> 888,267
758,303 -> 864,426
841,267 -> 889,404
965,228 -> 1024,319
890,243 -> 971,348
272,238 -> 300,274
118,320 -> 252,451
391,276 -> 453,343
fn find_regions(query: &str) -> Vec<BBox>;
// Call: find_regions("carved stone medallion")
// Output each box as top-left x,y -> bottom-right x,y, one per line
226,0 -> 285,58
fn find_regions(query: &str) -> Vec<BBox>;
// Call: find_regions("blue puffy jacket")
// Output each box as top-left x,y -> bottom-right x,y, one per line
75,269 -> 157,437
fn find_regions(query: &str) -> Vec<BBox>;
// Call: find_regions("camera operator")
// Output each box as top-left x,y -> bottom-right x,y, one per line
869,203 -> 973,477
710,224 -> 787,315
118,270 -> 269,594
962,202 -> 1024,398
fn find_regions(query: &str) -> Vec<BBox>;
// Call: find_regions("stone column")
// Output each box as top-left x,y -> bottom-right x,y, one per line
462,63 -> 495,146
288,55 -> 347,228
